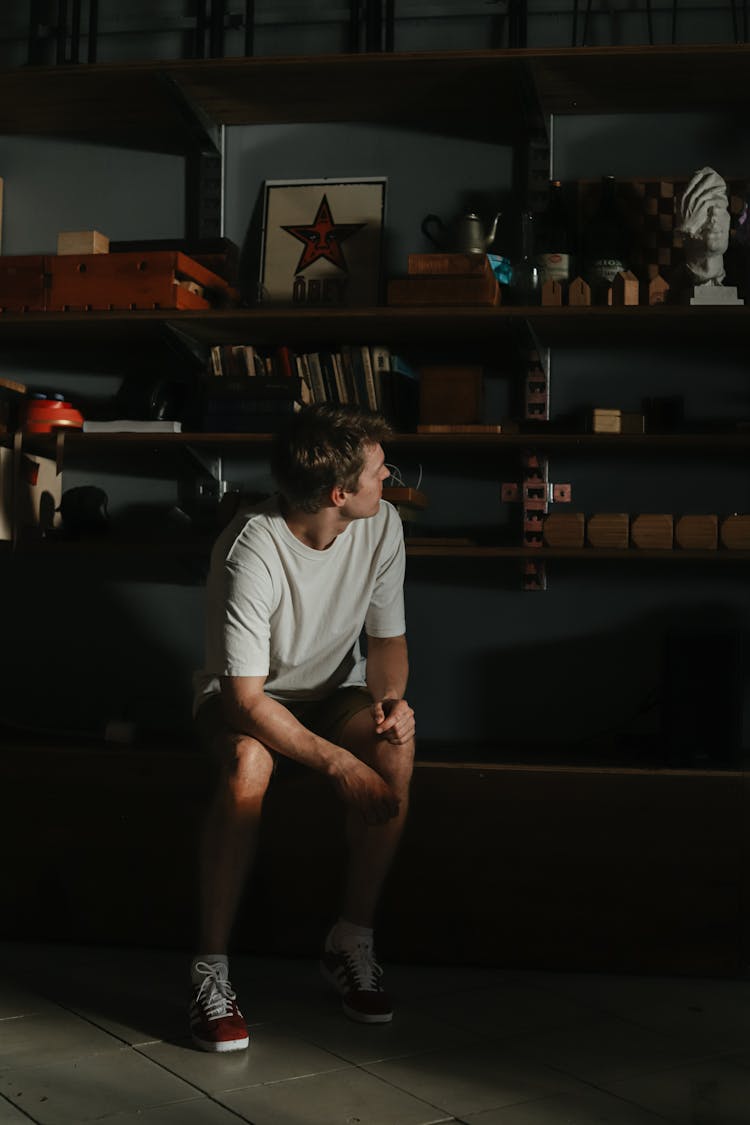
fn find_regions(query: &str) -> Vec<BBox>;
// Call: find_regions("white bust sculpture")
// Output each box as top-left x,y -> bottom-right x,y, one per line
677,167 -> 742,304
678,166 -> 731,285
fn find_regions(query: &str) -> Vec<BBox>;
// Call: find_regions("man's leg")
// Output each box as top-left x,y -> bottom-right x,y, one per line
320,704 -> 414,1023
337,706 -> 415,927
191,699 -> 275,1052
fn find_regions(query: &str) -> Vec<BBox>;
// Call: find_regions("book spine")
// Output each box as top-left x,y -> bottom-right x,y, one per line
360,345 -> 378,410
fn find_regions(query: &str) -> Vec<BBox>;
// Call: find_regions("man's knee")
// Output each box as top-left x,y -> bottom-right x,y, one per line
375,735 -> 415,797
217,731 -> 275,799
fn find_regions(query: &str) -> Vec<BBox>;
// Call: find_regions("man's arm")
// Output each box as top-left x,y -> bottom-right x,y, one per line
366,634 -> 415,746
220,675 -> 399,825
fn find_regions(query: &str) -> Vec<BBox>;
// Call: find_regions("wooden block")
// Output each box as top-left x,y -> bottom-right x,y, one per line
675,515 -> 718,550
587,513 -> 630,549
543,512 -> 585,548
647,274 -> 670,306
418,366 -> 483,425
407,252 -> 490,277
57,229 -> 110,255
568,276 -> 591,306
720,514 -> 750,549
612,270 -> 639,306
387,274 -> 500,306
541,279 -> 563,306
631,513 -> 674,549
592,409 -> 645,434
383,486 -> 428,510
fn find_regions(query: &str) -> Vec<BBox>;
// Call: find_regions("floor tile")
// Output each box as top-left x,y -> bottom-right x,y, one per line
412,978 -> 598,1039
0,1007 -> 124,1071
0,1048 -> 201,1125
363,1042 -> 589,1118
270,997 -> 485,1064
0,1096 -> 39,1125
79,1097 -> 258,1124
217,1066 -> 453,1125
511,1011 -> 715,1085
602,1053 -> 750,1125
459,1087 -> 672,1123
140,1024 -> 350,1094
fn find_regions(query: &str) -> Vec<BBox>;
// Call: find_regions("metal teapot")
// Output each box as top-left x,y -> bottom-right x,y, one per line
421,210 -> 501,255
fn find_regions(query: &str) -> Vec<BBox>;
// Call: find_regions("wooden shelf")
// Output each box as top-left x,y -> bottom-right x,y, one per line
13,538 -> 750,564
0,45 -> 748,153
0,304 -> 748,348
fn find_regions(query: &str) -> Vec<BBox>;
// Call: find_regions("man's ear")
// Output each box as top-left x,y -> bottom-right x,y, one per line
330,483 -> 349,508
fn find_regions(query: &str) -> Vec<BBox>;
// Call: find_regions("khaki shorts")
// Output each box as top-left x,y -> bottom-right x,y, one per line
195,685 -> 373,767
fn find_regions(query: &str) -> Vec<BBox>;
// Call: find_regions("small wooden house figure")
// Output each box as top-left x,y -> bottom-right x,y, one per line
541,279 -> 563,307
567,276 -> 591,306
647,274 -> 670,306
612,270 -> 639,306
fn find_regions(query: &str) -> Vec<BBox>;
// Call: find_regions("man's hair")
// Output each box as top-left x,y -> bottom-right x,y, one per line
270,403 -> 393,513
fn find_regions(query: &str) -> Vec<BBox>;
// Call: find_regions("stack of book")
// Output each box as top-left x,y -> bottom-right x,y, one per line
205,342 -> 419,432
386,252 -> 502,307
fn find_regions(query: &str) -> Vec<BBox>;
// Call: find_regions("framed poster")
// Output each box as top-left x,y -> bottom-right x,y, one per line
259,177 -> 386,307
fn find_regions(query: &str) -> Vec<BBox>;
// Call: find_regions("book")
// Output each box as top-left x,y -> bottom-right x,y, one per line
407,252 -> 491,277
82,420 -> 183,432
387,274 -> 501,306
360,345 -> 378,410
306,353 -> 327,403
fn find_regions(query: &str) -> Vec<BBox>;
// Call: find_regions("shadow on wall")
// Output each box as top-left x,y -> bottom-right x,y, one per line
0,552 -> 196,742
473,601 -> 746,769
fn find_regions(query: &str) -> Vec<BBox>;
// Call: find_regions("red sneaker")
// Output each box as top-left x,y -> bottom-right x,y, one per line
190,961 -> 249,1052
320,938 -> 393,1024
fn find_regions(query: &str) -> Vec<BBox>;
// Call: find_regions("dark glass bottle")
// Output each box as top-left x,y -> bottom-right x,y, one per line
511,210 -> 540,305
535,180 -> 573,285
583,175 -> 628,300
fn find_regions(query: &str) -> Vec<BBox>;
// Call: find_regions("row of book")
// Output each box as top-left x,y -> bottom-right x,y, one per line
205,343 -> 419,431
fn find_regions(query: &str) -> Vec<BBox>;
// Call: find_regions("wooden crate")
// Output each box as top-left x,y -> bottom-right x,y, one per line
48,251 -> 231,311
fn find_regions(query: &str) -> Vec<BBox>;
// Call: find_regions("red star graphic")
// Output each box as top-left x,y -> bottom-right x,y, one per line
282,195 -> 365,274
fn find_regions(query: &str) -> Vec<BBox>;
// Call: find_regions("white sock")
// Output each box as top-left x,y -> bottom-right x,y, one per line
328,918 -> 374,952
191,953 -> 228,986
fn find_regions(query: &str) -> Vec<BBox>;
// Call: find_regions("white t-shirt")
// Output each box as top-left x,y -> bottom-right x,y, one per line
193,495 -> 406,713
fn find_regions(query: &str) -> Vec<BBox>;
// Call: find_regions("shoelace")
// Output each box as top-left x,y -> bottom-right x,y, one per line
193,961 -> 238,1020
343,940 -> 383,992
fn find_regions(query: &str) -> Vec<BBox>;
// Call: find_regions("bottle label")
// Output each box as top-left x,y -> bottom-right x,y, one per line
537,253 -> 570,284
591,258 -> 624,284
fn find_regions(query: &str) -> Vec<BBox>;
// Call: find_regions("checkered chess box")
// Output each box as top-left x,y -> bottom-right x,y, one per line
577,178 -> 746,282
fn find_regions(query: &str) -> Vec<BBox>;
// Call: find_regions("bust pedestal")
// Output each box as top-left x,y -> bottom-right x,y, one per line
689,284 -> 744,306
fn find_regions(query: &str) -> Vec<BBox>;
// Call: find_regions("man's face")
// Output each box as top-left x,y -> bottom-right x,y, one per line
343,442 -> 389,519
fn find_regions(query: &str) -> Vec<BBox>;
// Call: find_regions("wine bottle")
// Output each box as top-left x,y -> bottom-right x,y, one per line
535,180 -> 573,285
511,210 -> 540,305
583,175 -> 628,300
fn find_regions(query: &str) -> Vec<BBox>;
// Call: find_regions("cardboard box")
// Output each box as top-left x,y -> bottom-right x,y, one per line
0,447 -> 62,542
57,230 -> 110,255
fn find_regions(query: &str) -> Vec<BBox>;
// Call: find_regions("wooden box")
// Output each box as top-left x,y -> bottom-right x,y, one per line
631,513 -> 674,549
720,514 -> 750,550
419,366 -> 483,425
0,254 -> 47,311
543,512 -> 585,548
47,251 -> 231,311
675,515 -> 718,550
587,513 -> 630,549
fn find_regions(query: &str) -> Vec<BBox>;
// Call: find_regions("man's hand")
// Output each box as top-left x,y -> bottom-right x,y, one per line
371,698 -> 415,745
330,757 -> 400,826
